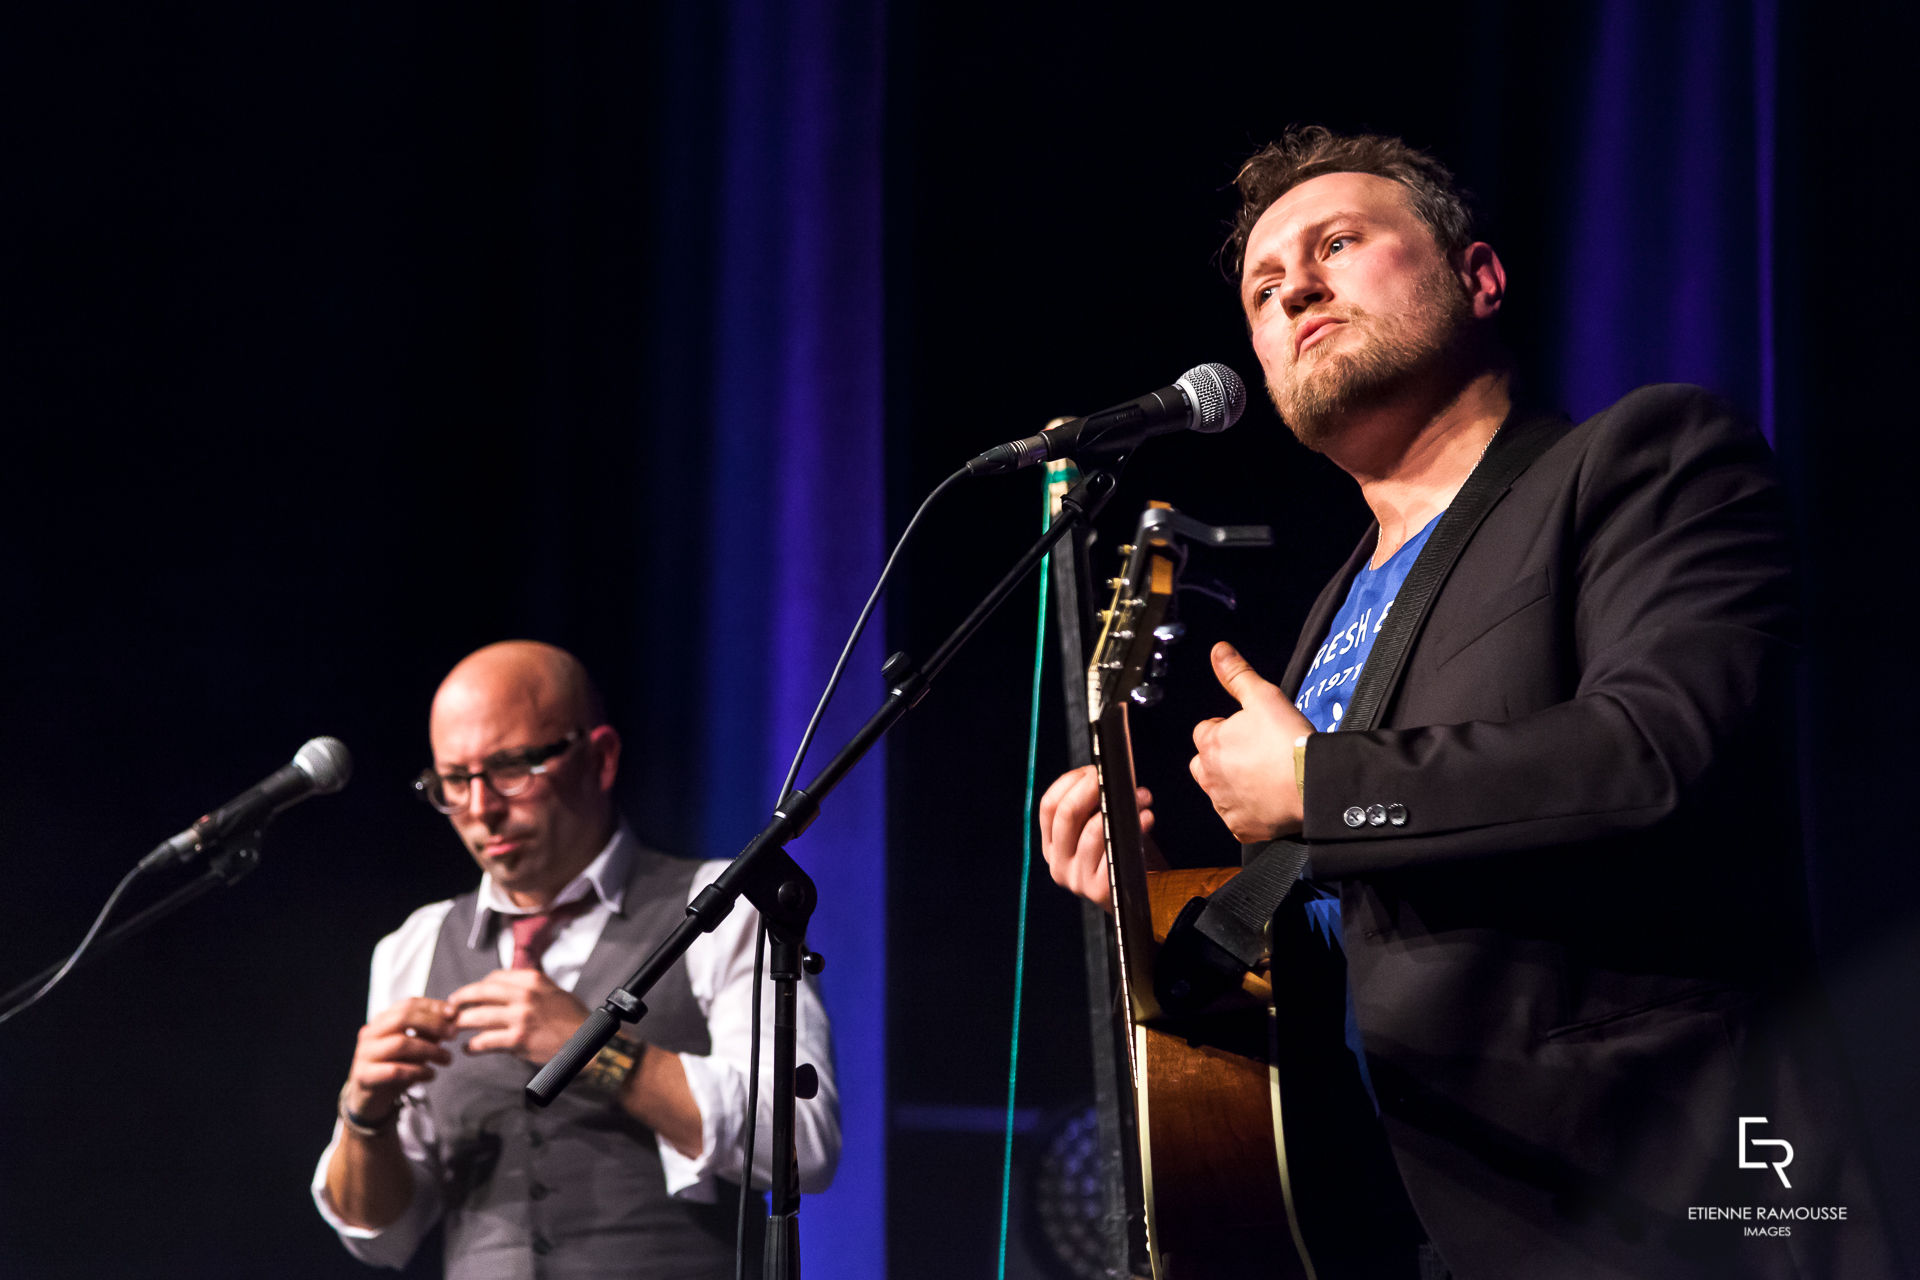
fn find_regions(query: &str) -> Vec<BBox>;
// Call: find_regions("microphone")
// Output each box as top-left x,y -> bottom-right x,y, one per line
965,362 -> 1247,477
140,736 -> 353,871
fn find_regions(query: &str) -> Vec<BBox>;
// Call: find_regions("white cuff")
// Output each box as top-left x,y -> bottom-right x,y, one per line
661,1051 -> 738,1198
309,1121 -> 438,1266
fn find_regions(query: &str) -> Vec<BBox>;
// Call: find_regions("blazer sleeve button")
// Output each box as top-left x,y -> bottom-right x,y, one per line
1343,806 -> 1366,828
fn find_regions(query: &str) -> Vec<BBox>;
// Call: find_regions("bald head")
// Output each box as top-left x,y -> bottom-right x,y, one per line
431,641 -> 607,740
427,640 -> 621,909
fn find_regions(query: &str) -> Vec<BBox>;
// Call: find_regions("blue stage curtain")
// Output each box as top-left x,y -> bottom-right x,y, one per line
644,2 -> 888,1276
1550,0 -> 1778,440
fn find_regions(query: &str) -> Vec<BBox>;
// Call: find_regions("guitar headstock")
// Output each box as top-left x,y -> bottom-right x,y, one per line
1085,502 -> 1275,722
1087,503 -> 1182,723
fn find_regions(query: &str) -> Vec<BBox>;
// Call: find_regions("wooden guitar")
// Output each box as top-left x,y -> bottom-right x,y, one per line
1086,502 -> 1353,1280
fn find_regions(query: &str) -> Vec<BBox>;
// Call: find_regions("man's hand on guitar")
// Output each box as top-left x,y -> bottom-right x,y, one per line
1038,764 -> 1154,912
1190,641 -> 1312,842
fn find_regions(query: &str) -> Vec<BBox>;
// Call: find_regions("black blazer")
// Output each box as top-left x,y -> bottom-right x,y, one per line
1281,386 -> 1893,1278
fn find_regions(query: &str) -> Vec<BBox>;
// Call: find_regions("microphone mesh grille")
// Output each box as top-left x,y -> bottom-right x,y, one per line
294,736 -> 354,793
1178,363 -> 1247,433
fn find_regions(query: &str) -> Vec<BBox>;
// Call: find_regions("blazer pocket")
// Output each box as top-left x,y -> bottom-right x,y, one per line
1540,982 -> 1742,1044
1427,568 -> 1553,671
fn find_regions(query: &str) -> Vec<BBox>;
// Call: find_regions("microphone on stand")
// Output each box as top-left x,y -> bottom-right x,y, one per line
965,362 -> 1247,477
140,736 -> 353,871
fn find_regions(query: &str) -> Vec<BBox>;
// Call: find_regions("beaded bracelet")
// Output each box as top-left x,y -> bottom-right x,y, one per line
578,1035 -> 645,1099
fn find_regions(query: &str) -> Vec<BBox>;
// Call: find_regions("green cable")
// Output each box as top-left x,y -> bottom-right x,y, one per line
996,471 -> 1055,1279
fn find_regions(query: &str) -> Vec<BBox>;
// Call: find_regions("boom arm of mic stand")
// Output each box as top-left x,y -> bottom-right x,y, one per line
525,466 -> 1119,1277
528,466 -> 1118,1102
0,833 -> 264,1014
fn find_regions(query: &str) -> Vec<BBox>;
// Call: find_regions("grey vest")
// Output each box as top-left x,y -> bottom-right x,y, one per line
417,843 -> 756,1280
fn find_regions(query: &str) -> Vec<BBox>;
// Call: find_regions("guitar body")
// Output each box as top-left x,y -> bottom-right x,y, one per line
1134,869 -> 1301,1280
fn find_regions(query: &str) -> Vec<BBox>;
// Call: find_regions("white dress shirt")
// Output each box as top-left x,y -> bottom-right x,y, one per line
311,825 -> 840,1267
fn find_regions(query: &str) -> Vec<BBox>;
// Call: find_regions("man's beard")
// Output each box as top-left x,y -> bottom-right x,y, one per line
1268,266 -> 1475,452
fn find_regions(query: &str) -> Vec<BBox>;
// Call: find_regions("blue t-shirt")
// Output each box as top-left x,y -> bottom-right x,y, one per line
1294,513 -> 1441,731
1297,513 -> 1441,1110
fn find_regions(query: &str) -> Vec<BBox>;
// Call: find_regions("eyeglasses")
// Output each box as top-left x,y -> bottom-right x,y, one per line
413,731 -> 583,814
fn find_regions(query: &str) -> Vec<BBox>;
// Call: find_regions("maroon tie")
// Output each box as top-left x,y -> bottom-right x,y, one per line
508,897 -> 593,971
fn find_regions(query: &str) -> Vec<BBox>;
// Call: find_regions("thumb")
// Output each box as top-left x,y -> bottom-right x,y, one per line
1211,642 -> 1280,707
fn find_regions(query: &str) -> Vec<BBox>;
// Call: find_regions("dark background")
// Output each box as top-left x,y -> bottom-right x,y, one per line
0,2 -> 1913,1278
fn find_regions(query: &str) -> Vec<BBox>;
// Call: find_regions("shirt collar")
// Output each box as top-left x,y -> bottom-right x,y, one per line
466,821 -> 634,950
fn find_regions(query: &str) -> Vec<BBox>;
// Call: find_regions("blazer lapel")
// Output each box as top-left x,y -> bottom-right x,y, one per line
1337,409 -> 1567,732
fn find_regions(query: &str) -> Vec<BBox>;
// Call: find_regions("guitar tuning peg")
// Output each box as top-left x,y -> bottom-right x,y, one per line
1153,621 -> 1187,645
1149,653 -> 1169,679
1129,684 -> 1164,708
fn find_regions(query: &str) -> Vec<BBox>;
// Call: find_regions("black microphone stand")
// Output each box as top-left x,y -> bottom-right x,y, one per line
527,466 -> 1120,1279
0,834 -> 263,1013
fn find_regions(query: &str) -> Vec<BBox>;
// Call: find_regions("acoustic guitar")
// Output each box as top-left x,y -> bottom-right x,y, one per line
1087,502 -> 1409,1280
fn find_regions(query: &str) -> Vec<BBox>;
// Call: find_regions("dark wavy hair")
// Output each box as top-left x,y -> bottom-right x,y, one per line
1223,126 -> 1477,278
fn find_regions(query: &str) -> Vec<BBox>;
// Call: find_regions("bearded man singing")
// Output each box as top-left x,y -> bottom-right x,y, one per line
1039,127 -> 1898,1280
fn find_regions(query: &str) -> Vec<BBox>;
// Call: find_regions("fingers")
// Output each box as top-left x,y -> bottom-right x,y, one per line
444,986 -> 539,1058
1048,777 -> 1154,913
446,971 -> 589,1064
460,1023 -> 524,1058
1041,767 -> 1097,868
1037,765 -> 1096,859
357,1030 -> 454,1072
1039,766 -> 1163,912
348,1007 -> 456,1114
449,972 -> 535,1053
451,1001 -> 514,1036
1211,642 -> 1280,708
357,1059 -> 441,1090
1068,794 -> 1111,906
446,969 -> 548,1014
356,1001 -> 455,1063
1190,718 -> 1221,790
349,971 -> 585,1108
446,976 -> 506,1012
366,996 -> 454,1040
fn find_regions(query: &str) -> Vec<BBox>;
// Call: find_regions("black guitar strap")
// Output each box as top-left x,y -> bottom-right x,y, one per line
1170,415 -> 1564,986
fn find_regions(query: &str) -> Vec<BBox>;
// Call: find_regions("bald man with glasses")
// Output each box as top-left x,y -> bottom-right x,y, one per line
313,640 -> 839,1279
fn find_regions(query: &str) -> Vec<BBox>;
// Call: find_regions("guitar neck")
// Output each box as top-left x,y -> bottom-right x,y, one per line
1093,703 -> 1161,1026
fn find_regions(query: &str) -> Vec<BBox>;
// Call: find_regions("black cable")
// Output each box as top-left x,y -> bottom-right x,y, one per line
731,463 -> 965,1275
0,862 -> 148,1026
775,465 -> 968,807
